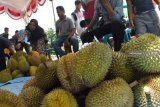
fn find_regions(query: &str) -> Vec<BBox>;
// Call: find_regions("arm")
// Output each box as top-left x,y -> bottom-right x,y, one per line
55,22 -> 59,37
85,0 -> 99,32
67,19 -> 76,39
154,0 -> 160,5
99,0 -> 123,21
67,28 -> 76,39
126,0 -> 135,28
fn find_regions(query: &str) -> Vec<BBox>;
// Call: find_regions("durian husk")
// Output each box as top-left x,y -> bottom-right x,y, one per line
0,89 -> 26,107
22,77 -> 38,90
19,87 -> 45,107
41,88 -> 78,107
133,75 -> 160,107
57,53 -> 86,93
121,33 -> 160,73
35,61 -> 58,91
73,42 -> 112,87
106,52 -> 134,83
86,78 -> 134,107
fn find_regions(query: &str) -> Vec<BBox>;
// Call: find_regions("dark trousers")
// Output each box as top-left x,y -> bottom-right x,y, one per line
0,51 -> 6,71
81,21 -> 125,51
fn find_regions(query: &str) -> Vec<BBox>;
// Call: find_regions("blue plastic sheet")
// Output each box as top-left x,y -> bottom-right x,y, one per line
0,76 -> 32,95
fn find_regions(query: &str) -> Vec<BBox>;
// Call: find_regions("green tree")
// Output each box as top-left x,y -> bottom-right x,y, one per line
46,28 -> 56,48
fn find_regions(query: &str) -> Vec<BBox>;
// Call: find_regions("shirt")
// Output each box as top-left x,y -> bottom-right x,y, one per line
131,0 -> 155,14
93,0 -> 124,25
84,0 -> 95,19
19,29 -> 30,44
71,11 -> 85,36
56,16 -> 75,36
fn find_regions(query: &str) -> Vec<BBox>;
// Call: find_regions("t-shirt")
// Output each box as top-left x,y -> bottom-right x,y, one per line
56,16 -> 75,36
0,33 -> 9,39
131,0 -> 155,14
84,0 -> 95,19
71,11 -> 85,36
0,37 -> 11,51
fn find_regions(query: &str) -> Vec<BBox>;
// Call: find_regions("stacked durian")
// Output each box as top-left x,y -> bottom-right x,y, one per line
1,34 -> 160,107
19,42 -> 134,107
0,51 -> 49,83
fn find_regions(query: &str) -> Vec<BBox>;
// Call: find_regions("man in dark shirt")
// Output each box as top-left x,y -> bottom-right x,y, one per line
0,37 -> 14,71
0,27 -> 9,39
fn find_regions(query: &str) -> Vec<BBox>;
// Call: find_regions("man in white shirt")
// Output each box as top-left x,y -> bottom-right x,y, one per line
71,0 -> 85,37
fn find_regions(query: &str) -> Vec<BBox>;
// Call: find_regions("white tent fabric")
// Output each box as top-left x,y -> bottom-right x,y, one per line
0,0 -> 46,20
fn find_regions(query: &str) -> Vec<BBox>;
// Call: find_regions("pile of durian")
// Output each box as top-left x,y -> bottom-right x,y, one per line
0,51 -> 49,83
1,33 -> 160,107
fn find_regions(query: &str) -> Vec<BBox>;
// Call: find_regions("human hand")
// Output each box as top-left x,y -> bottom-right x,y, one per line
81,30 -> 88,36
64,39 -> 70,47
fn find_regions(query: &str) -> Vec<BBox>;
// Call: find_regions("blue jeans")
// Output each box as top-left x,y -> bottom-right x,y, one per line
52,35 -> 79,57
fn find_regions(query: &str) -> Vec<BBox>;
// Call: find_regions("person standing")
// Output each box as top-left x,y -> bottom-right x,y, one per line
52,6 -> 79,57
25,19 -> 48,55
71,0 -> 85,37
18,29 -> 30,54
0,27 -> 9,39
126,0 -> 160,36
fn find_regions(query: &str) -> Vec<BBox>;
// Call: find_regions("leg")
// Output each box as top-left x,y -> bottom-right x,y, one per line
146,11 -> 160,36
110,21 -> 125,51
81,25 -> 111,44
52,35 -> 67,57
69,35 -> 79,53
134,15 -> 147,35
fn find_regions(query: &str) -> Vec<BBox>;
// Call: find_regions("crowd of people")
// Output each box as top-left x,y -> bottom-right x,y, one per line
0,0 -> 160,71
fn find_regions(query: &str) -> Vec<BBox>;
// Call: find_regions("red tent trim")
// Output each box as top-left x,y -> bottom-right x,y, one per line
0,0 -> 46,20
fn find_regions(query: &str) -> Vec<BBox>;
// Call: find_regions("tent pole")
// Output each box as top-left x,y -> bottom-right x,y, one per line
51,0 -> 56,26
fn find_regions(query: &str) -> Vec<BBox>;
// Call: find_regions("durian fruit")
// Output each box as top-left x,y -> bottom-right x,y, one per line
6,58 -> 18,71
18,56 -> 30,73
106,52 -> 134,83
73,42 -> 112,87
18,55 -> 27,61
35,61 -> 58,91
133,75 -> 160,107
30,51 -> 40,58
120,33 -> 159,53
15,73 -> 24,78
86,78 -> 134,107
57,53 -> 86,93
0,89 -> 26,107
12,51 -> 27,61
41,88 -> 78,107
11,70 -> 23,78
22,77 -> 37,90
0,69 -> 12,83
27,55 -> 42,66
39,54 -> 49,62
29,66 -> 38,76
120,33 -> 160,73
19,87 -> 45,107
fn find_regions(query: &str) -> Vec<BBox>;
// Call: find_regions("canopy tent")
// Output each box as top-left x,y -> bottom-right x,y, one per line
0,0 -> 46,20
